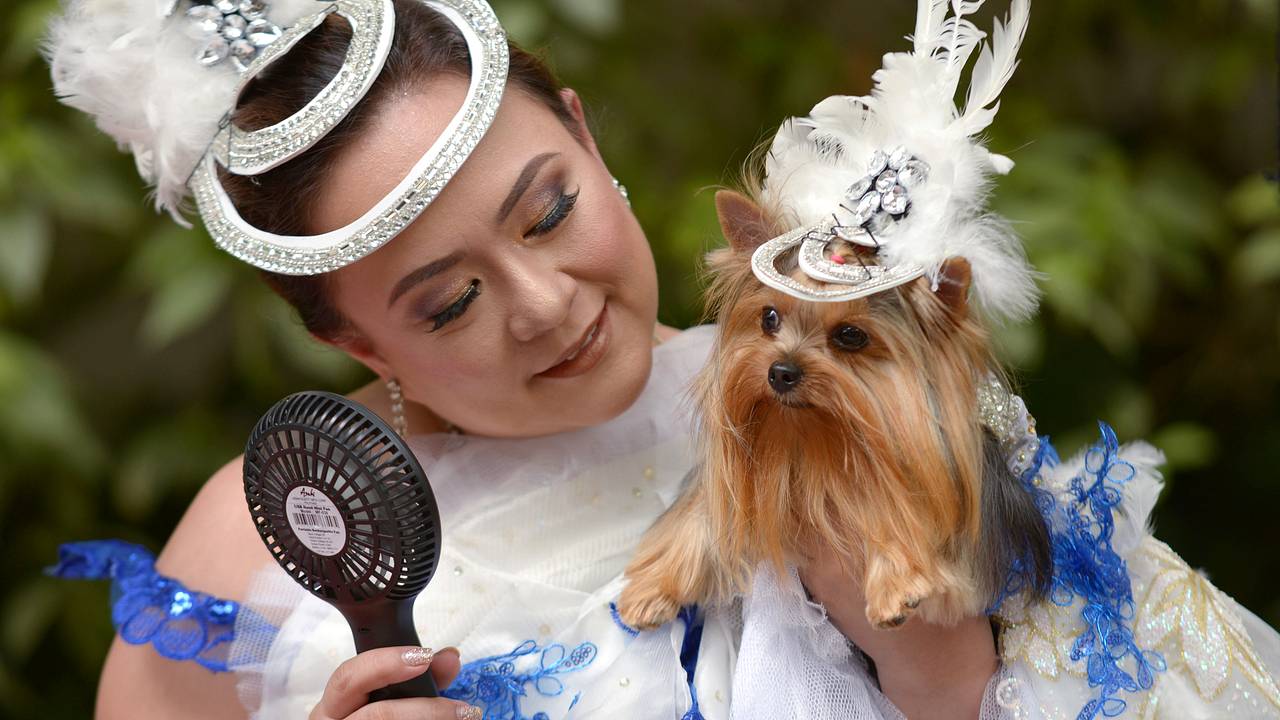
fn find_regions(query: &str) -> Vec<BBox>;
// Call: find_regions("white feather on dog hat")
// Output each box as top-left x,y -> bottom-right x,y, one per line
751,0 -> 1039,322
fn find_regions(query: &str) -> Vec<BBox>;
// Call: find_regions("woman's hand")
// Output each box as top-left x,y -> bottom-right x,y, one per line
310,646 -> 481,720
798,547 -> 998,720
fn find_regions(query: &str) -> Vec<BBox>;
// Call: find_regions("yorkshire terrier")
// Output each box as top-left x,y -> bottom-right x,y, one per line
618,190 -> 1052,631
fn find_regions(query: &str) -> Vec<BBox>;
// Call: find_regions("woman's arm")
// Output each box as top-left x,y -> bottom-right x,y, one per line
798,545 -> 998,720
96,455 -> 268,720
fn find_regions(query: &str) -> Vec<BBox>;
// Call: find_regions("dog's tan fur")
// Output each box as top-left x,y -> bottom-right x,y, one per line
619,190 -> 1010,630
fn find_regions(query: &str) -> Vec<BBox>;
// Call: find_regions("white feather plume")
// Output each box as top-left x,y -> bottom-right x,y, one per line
958,0 -> 1028,136
759,0 -> 1038,322
44,0 -> 319,223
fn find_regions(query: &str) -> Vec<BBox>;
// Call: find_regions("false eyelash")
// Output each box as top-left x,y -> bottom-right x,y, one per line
525,188 -> 579,237
429,280 -> 480,332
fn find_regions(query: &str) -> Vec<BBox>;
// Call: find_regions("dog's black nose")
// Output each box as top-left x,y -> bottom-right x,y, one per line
768,360 -> 803,393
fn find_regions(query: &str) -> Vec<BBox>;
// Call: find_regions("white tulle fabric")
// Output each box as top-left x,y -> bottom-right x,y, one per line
729,441 -> 1280,720
227,320 -> 1280,720
228,323 -> 738,719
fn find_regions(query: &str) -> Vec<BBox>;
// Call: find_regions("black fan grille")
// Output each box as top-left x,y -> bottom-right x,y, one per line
244,392 -> 441,602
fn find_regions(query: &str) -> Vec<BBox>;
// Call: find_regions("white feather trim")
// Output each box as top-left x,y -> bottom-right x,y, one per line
44,0 -> 321,222
759,0 -> 1038,322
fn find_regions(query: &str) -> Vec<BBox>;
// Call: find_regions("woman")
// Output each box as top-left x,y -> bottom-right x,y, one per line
40,0 -> 1009,717
43,0 -> 1279,719
45,0 -> 1008,712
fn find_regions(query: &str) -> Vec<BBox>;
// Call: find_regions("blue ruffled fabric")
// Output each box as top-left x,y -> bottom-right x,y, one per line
676,605 -> 706,720
992,422 -> 1167,720
45,539 -> 246,673
441,638 -> 598,720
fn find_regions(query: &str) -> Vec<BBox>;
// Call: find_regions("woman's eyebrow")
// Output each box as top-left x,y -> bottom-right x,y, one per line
495,151 -> 558,223
387,250 -> 464,309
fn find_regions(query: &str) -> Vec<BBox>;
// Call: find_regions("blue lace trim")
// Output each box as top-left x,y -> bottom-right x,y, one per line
441,639 -> 597,720
992,422 -> 1166,720
44,539 -> 244,673
608,601 -> 640,637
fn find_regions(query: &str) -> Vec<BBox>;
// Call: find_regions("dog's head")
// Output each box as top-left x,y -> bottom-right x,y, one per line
695,189 -> 1001,572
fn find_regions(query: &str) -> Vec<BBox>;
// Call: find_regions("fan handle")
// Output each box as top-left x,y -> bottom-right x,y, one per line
343,599 -> 440,699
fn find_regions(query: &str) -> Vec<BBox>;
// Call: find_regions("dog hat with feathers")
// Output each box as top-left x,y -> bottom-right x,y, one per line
751,0 -> 1039,323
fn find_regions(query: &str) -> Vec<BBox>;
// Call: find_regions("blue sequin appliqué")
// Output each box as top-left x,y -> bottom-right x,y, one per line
992,422 -> 1166,720
441,638 -> 598,720
44,539 -> 244,673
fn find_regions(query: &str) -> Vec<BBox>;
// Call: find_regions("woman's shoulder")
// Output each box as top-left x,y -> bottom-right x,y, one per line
154,453 -> 274,597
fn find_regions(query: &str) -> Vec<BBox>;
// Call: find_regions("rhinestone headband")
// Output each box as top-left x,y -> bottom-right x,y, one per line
189,0 -> 509,275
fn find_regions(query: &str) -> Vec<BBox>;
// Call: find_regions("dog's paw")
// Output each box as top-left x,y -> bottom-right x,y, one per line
617,584 -> 681,630
864,574 -> 935,630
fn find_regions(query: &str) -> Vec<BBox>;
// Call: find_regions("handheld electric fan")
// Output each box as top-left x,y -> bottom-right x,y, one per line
242,391 -> 443,700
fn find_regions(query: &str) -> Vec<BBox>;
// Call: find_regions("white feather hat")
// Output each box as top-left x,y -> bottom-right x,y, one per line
45,0 -> 319,225
753,0 -> 1039,322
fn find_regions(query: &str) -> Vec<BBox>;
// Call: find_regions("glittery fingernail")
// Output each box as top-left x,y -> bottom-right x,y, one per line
456,704 -> 483,720
402,647 -> 434,666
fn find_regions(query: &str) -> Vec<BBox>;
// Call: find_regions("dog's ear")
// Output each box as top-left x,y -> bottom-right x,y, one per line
715,190 -> 773,254
934,257 -> 972,316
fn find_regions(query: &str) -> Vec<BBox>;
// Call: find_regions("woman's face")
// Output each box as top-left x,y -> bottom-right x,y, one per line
314,76 -> 660,438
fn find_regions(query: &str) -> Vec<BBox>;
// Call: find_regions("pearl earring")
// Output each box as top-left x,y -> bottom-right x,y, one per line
612,176 -> 630,207
386,377 -> 408,437
385,377 -> 464,437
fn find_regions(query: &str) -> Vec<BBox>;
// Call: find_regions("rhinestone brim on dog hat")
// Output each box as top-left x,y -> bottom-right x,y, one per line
751,0 -> 1041,322
47,0 -> 509,275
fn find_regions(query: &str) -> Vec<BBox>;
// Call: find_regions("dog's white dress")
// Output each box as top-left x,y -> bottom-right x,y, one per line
226,323 -> 741,720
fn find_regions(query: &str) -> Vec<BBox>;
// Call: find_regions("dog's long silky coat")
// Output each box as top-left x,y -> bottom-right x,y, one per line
618,191 -> 1050,630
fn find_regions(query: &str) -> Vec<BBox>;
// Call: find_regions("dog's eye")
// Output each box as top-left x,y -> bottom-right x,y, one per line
761,306 -> 781,334
831,324 -> 869,351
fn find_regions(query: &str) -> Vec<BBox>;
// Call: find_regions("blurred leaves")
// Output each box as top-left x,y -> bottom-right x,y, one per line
1,0 -> 1278,717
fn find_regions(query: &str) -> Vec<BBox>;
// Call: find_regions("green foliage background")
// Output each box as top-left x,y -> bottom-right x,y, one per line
1,0 -> 1277,715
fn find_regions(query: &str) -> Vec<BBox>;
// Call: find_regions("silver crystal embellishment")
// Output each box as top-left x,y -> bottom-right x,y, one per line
836,144 -> 930,240
185,0 -> 282,71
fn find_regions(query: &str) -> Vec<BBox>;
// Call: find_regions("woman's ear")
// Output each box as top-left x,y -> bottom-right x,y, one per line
559,87 -> 603,162
317,331 -> 395,382
715,189 -> 774,254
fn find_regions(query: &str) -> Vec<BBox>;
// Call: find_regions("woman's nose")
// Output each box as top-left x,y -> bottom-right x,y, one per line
506,262 -> 578,343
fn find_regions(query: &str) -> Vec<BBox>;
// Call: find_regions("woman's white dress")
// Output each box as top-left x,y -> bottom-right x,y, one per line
228,323 -> 739,719
51,322 -> 1280,719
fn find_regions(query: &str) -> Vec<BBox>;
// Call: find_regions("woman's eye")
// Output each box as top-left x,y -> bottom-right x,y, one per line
761,306 -> 781,334
427,280 -> 480,332
830,324 -> 869,351
524,188 -> 580,237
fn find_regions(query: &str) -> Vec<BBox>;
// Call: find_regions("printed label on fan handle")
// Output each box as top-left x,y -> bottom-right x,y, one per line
285,486 -> 347,556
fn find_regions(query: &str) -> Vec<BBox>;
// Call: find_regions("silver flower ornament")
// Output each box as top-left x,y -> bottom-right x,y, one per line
186,0 -> 282,71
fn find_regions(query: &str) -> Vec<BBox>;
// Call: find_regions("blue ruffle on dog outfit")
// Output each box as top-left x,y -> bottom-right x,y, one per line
44,539 -> 252,673
992,423 -> 1167,720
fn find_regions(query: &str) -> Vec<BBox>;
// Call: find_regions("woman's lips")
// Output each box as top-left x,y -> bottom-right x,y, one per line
536,303 -> 609,379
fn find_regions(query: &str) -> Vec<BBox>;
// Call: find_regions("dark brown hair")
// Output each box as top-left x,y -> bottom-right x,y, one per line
223,0 -> 584,342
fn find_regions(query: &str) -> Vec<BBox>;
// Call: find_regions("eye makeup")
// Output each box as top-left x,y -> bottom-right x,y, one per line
423,279 -> 480,332
417,182 -> 581,333
524,186 -> 579,238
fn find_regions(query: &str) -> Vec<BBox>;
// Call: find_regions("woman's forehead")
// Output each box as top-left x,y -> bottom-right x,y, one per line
316,75 -> 572,234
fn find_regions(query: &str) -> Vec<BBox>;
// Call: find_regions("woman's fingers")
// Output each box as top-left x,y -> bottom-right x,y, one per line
427,646 -> 462,689
315,645 -> 464,720
344,697 -> 482,720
